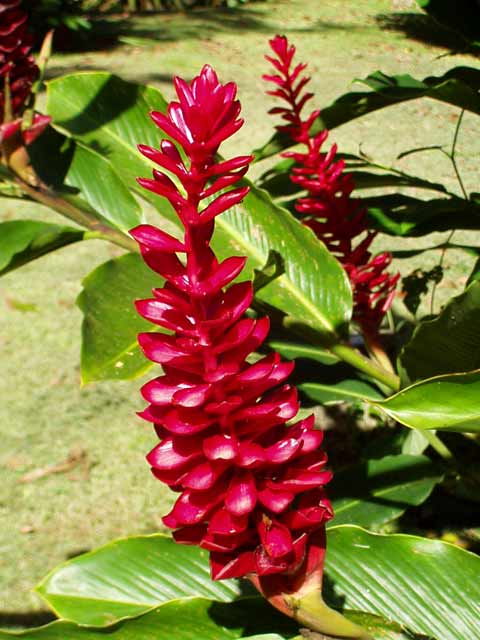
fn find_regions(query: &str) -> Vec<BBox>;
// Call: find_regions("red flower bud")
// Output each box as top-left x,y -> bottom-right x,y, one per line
0,2 -> 50,145
133,65 -> 333,591
265,35 -> 399,336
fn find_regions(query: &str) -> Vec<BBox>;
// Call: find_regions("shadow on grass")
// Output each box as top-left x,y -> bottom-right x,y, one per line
0,611 -> 56,630
48,4 -> 374,59
375,12 -> 479,55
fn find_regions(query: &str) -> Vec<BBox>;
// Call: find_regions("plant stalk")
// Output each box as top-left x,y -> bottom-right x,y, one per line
330,341 -> 400,391
421,429 -> 454,461
14,177 -> 138,253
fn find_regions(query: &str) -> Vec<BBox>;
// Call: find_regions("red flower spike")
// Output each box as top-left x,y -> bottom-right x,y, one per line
264,35 -> 399,338
132,65 -> 333,599
0,2 -> 50,146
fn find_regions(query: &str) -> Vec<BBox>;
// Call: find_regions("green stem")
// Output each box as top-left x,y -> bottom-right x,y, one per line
330,341 -> 400,391
14,177 -> 138,253
421,429 -> 454,461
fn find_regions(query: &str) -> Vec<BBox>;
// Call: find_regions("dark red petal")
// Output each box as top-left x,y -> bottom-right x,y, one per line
203,434 -> 238,461
225,470 -> 257,516
130,224 -> 185,252
258,518 -> 293,559
210,550 -> 255,580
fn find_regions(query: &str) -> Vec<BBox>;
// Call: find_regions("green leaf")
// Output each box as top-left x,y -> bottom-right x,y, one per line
299,379 -> 383,404
257,161 -> 448,200
400,281 -> 480,382
390,242 -> 480,259
50,73 -> 353,382
328,455 -> 442,528
77,253 -> 162,383
37,528 -> 479,639
255,67 -> 480,160
46,72 -> 174,224
267,340 -> 339,365
28,127 -> 143,233
365,194 -> 480,237
66,143 -> 143,232
372,370 -> 480,432
36,534 -> 242,626
0,597 -> 297,639
325,526 -> 480,640
0,220 -> 84,276
214,183 -> 352,339
343,611 -> 435,640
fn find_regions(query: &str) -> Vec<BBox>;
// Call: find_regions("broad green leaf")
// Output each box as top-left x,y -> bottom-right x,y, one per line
66,143 -> 143,232
46,72 -> 174,224
50,73 -> 353,383
28,127 -> 143,233
256,161 -> 447,200
0,598 -> 297,640
467,255 -> 480,285
343,612 -> 435,640
256,67 -> 480,160
390,243 -> 480,259
267,340 -> 339,365
325,526 -> 480,640
36,528 -> 479,640
400,282 -> 480,382
77,253 -> 162,383
372,370 -> 480,432
0,220 -> 84,276
365,194 -> 480,237
36,534 -> 242,626
328,455 -> 442,528
299,379 -> 383,404
211,183 -> 353,340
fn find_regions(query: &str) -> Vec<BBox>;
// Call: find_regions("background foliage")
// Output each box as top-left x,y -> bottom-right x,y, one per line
1,0 -> 479,637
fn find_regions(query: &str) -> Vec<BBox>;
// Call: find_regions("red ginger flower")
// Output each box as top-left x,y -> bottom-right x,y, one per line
0,0 -> 49,145
132,65 -> 333,588
264,35 -> 399,337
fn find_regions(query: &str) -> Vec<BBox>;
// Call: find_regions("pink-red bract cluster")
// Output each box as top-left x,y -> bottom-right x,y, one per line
0,0 -> 49,145
264,35 -> 399,337
132,65 -> 332,586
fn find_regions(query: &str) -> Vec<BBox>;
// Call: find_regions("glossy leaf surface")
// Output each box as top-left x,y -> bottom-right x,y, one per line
328,455 -> 442,528
37,535 -> 242,626
0,598 -> 297,640
325,526 -> 480,640
400,281 -> 480,382
52,73 -> 352,383
37,526 -> 480,639
373,371 -> 480,432
77,253 -> 162,383
267,340 -> 339,365
365,195 -> 480,237
299,379 -> 383,404
0,220 -> 84,277
47,73 -> 172,219
28,127 -> 143,233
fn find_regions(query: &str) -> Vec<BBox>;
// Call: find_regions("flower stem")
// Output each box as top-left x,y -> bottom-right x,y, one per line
14,177 -> 137,253
421,429 -> 454,461
330,341 -> 400,391
285,589 -> 373,639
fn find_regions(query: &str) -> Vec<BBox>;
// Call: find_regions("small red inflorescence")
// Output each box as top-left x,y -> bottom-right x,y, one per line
0,0 -> 50,145
264,35 -> 399,338
132,65 -> 333,589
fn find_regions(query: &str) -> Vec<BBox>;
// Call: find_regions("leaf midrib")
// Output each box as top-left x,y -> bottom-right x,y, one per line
331,475 -> 437,517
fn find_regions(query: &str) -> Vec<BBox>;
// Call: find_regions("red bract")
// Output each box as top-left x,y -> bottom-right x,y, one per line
264,35 -> 399,337
132,65 -> 333,589
0,1 -> 49,145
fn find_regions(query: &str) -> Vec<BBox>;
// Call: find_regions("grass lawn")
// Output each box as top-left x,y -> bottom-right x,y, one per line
1,0 -> 479,624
